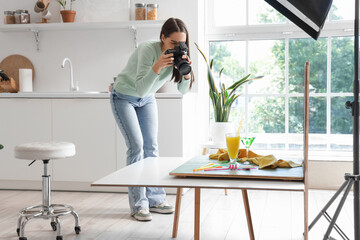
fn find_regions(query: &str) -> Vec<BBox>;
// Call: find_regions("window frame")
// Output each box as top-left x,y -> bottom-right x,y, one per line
205,0 -> 355,161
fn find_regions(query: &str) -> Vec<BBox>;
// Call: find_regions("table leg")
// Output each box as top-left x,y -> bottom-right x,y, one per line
242,189 -> 255,240
304,189 -> 309,240
195,188 -> 201,240
172,187 -> 182,238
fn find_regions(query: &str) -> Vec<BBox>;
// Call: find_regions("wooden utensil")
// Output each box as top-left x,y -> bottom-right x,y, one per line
0,77 -> 18,93
0,55 -> 35,92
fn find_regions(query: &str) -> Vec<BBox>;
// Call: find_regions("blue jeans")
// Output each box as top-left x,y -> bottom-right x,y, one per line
110,89 -> 166,215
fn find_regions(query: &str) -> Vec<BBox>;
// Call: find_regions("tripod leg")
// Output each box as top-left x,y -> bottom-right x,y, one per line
323,179 -> 354,240
308,180 -> 349,232
323,212 -> 350,240
355,180 -> 360,240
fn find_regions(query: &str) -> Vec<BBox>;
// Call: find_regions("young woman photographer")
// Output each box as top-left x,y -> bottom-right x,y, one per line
110,18 -> 194,221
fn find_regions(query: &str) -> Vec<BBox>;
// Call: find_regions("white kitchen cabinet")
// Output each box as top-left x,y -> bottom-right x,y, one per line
0,93 -> 197,191
51,99 -> 117,182
157,94 -> 197,158
0,99 -> 52,181
157,99 -> 183,156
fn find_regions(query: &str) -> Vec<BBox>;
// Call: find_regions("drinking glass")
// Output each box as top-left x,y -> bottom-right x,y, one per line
241,137 -> 256,159
226,133 -> 240,164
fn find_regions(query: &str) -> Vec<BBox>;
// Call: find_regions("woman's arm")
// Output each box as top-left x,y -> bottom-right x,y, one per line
135,44 -> 174,97
135,45 -> 159,97
177,75 -> 191,94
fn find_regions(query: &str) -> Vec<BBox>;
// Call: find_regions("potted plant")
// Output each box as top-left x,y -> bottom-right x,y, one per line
194,43 -> 263,144
57,0 -> 76,23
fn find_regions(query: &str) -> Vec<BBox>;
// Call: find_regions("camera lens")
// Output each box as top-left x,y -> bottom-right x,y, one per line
176,59 -> 192,75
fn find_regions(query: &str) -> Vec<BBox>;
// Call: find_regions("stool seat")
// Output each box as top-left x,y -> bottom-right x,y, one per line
14,141 -> 80,240
14,142 -> 75,160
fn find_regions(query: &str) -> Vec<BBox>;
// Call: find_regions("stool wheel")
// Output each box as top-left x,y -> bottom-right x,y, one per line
50,221 -> 57,231
19,237 -> 27,240
75,226 -> 81,234
16,228 -> 20,236
56,236 -> 63,240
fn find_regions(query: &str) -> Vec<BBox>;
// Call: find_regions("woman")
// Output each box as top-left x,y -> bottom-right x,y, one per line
110,18 -> 194,221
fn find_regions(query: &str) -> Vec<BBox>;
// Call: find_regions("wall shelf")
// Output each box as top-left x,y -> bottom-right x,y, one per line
0,20 -> 164,50
0,20 -> 164,32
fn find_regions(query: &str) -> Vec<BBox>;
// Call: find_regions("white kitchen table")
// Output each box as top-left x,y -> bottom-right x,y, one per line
91,157 -> 306,240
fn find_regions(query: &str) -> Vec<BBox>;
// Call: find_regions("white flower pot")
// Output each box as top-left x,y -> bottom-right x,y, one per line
211,121 -> 234,145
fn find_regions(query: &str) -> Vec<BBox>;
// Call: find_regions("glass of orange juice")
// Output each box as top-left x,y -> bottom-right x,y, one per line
226,133 -> 240,164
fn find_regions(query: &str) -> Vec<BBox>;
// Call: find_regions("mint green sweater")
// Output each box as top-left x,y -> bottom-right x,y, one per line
114,41 -> 191,98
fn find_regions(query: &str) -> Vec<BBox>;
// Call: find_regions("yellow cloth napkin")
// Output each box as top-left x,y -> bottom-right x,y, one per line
209,148 -> 258,161
209,149 -> 302,169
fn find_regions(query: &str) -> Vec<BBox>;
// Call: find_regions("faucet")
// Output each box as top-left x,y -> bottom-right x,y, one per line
61,57 -> 79,91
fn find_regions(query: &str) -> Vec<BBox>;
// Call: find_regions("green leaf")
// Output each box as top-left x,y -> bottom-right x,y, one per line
0,144 -> 3,150
228,75 -> 264,97
57,0 -> 66,10
195,42 -> 264,122
195,42 -> 219,96
225,94 -> 240,121
219,68 -> 224,77
227,74 -> 251,90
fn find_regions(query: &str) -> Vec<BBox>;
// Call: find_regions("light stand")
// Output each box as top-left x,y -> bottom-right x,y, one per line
264,0 -> 359,239
307,1 -> 360,239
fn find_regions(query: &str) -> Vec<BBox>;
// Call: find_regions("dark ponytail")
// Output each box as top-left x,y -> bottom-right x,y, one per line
160,18 -> 194,88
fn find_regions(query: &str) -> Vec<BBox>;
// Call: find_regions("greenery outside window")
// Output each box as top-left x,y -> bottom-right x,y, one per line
207,0 -> 354,160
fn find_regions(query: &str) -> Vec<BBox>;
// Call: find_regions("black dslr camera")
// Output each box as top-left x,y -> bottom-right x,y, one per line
165,42 -> 192,75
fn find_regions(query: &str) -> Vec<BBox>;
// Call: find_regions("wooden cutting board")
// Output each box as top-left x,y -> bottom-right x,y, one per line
0,55 -> 35,92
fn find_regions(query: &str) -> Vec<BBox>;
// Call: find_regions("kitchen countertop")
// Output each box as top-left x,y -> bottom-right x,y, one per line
0,92 -> 185,99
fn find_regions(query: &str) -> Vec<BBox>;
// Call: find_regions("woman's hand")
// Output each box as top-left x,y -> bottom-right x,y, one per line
181,55 -> 192,80
152,52 -> 174,75
182,54 -> 192,65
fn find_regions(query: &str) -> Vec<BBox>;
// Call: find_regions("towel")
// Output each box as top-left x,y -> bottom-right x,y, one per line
209,149 -> 302,169
209,148 -> 258,161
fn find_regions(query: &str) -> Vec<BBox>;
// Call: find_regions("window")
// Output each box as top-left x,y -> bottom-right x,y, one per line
206,0 -> 354,160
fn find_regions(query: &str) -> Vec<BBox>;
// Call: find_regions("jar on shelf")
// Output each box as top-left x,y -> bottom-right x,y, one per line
135,3 -> 146,20
4,11 -> 15,24
14,10 -> 22,24
20,10 -> 30,24
147,4 -> 158,20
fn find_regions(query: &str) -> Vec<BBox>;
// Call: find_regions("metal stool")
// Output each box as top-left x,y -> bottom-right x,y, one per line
14,142 -> 81,240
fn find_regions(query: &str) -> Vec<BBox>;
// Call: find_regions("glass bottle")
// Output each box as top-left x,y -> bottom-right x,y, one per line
147,4 -> 158,20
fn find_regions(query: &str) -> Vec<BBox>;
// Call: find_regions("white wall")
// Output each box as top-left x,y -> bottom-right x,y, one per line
0,0 -> 202,93
1,0 -> 209,156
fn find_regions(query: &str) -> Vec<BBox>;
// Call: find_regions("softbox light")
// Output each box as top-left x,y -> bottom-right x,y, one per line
264,0 -> 333,40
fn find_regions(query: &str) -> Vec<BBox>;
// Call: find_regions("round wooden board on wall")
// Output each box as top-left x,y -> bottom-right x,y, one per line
0,55 -> 35,89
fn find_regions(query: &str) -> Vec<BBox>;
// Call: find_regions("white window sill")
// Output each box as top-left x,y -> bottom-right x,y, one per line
255,149 -> 353,162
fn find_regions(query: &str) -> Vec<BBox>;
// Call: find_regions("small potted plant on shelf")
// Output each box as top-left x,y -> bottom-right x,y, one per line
57,0 -> 76,23
194,42 -> 263,145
